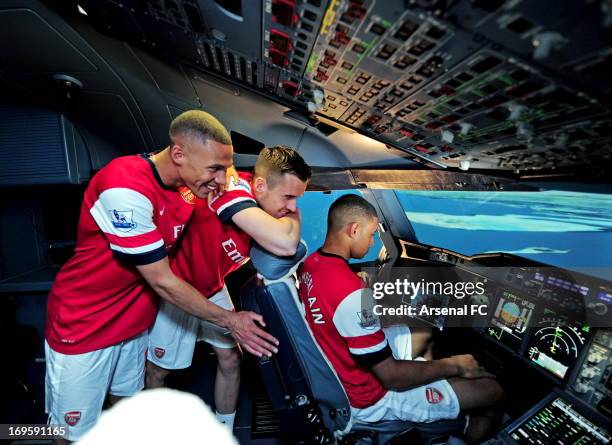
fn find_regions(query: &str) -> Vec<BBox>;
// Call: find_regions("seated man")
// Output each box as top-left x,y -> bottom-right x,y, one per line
297,194 -> 503,443
147,145 -> 311,430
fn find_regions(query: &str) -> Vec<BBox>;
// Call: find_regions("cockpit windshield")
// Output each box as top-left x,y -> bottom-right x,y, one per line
300,190 -> 383,263
395,189 -> 612,278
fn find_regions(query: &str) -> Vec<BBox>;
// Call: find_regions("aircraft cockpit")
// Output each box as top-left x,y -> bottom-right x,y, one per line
1,1 -> 611,444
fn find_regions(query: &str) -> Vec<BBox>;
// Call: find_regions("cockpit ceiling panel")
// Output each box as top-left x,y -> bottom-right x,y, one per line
0,8 -> 98,73
64,1 -> 612,177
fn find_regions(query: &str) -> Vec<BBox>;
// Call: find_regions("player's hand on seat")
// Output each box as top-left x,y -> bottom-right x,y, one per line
228,311 -> 279,357
451,354 -> 496,379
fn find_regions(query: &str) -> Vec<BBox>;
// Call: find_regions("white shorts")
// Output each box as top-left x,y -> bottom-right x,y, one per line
352,325 -> 461,424
147,286 -> 237,370
45,331 -> 147,441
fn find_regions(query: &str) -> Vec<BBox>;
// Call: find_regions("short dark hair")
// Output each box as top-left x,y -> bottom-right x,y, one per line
254,145 -> 312,186
169,110 -> 232,146
327,194 -> 378,232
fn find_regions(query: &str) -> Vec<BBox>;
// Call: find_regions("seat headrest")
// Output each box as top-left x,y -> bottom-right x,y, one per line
249,240 -> 308,281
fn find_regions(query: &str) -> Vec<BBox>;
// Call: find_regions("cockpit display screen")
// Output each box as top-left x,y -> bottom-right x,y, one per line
525,308 -> 591,380
487,290 -> 535,351
509,397 -> 610,445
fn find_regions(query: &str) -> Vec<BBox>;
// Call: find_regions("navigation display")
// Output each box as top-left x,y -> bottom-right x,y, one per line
487,290 -> 535,351
525,308 -> 591,380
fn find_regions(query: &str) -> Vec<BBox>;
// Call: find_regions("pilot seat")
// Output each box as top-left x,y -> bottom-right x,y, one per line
240,241 -> 467,445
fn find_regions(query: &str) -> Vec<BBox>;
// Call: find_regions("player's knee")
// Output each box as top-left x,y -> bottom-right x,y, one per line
411,326 -> 433,338
146,360 -> 169,384
475,378 -> 504,407
410,326 -> 433,356
450,377 -> 504,411
487,379 -> 504,405
217,348 -> 241,375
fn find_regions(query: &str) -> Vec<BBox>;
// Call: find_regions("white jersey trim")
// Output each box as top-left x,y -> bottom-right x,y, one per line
90,187 -> 156,238
109,239 -> 165,255
348,341 -> 388,356
214,196 -> 257,215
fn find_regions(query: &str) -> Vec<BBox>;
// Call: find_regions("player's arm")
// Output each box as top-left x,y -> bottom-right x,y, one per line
136,258 -> 278,357
231,208 -> 300,256
209,176 -> 300,256
370,354 -> 494,391
90,186 -> 278,357
334,288 -> 494,392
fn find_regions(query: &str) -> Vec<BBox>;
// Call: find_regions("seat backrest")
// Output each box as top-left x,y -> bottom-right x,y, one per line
242,241 -> 352,436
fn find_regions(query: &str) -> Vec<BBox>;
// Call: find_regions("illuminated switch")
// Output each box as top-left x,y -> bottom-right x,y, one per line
270,29 -> 291,53
399,128 -> 415,138
271,0 -> 298,27
282,81 -> 299,96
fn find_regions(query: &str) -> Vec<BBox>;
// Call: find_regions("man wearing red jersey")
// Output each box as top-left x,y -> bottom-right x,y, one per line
298,194 -> 503,443
147,146 -> 311,430
45,110 -> 278,442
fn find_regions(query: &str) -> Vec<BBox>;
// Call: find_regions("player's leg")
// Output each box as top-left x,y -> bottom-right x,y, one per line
107,394 -> 123,408
109,331 -> 147,404
212,345 -> 242,423
146,300 -> 199,388
463,408 -> 502,444
447,377 -> 503,411
447,377 -> 504,443
366,328 -> 503,442
45,342 -> 117,443
352,372 -> 502,443
200,286 -> 241,430
383,324 -> 413,360
409,326 -> 434,360
383,324 -> 434,360
199,322 -> 241,429
145,360 -> 169,389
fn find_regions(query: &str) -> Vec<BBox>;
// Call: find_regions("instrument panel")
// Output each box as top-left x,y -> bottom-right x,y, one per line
69,0 -> 612,177
572,329 -> 612,420
483,392 -> 611,445
394,240 -> 612,423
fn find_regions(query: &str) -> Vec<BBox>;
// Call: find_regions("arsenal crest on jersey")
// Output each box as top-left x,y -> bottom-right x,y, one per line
179,187 -> 196,204
154,347 -> 165,359
110,209 -> 137,232
64,411 -> 81,426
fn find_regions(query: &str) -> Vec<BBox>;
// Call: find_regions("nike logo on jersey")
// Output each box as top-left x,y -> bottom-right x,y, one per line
160,206 -> 165,216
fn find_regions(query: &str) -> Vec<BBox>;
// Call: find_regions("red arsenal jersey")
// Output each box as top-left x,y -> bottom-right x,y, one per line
298,250 -> 391,409
46,155 -> 196,354
171,172 -> 256,296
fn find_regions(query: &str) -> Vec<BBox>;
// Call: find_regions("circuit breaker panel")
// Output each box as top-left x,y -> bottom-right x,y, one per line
76,0 -> 612,175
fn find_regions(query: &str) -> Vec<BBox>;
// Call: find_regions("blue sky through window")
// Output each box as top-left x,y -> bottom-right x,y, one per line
395,190 -> 612,279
